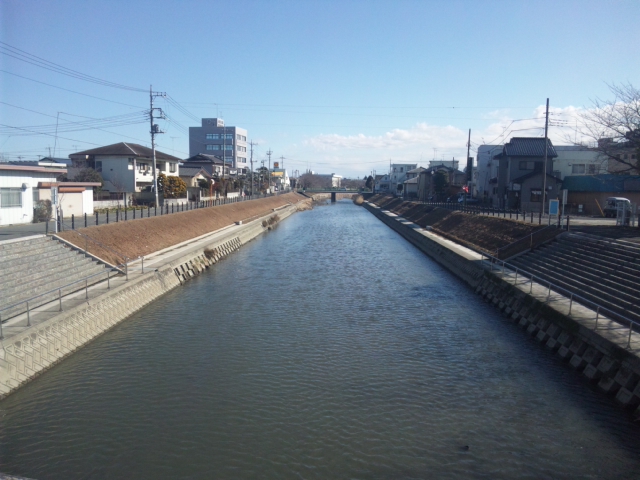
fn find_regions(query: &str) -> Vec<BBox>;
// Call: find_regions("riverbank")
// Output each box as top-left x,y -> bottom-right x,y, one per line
0,197 -> 308,399
363,200 -> 640,419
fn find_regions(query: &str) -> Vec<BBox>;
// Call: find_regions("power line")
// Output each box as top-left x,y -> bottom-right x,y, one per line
0,41 -> 147,92
0,70 -> 146,109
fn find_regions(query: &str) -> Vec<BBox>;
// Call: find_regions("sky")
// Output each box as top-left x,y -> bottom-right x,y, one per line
1,0 -> 639,178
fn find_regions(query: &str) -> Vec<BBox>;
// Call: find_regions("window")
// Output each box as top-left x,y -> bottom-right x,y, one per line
169,163 -> 177,173
587,164 -> 598,174
138,162 -> 149,171
519,161 -> 535,170
206,144 -> 220,151
1,188 -> 22,208
223,134 -> 234,140
224,144 -> 233,151
33,188 -> 39,203
572,164 -> 586,174
237,146 -> 247,152
236,134 -> 246,141
530,189 -> 542,202
95,160 -> 103,172
238,157 -> 246,163
128,158 -> 134,170
206,133 -> 220,140
400,167 -> 403,172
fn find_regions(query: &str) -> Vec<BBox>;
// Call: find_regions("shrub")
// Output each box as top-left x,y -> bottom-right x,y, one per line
33,200 -> 52,222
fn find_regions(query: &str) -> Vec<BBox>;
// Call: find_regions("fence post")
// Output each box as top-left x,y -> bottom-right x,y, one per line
96,211 -> 99,225
84,213 -> 87,228
125,261 -> 129,281
125,208 -> 127,221
595,307 -> 599,330
133,208 -> 136,220
59,288 -> 63,311
530,275 -> 534,293
71,214 -> 75,229
547,283 -> 551,302
569,294 -> 573,315
0,313 -> 3,340
26,301 -> 31,327
628,323 -> 633,349
154,205 -> 157,216
514,268 -> 518,284
106,210 -> 109,224
567,216 -> 570,231
85,278 -> 89,299
141,257 -> 144,273
116,208 -> 119,222
107,270 -> 110,289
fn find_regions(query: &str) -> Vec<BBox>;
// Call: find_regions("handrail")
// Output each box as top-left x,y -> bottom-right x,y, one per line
0,267 -> 120,336
479,250 -> 640,348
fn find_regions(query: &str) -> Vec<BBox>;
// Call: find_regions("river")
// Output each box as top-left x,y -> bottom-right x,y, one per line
1,200 -> 640,479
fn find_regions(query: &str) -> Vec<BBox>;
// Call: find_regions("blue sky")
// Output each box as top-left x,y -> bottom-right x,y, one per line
1,0 -> 638,177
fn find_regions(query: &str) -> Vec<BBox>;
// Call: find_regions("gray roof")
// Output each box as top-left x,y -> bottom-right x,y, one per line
179,166 -> 211,178
503,137 -> 557,158
183,154 -> 223,165
407,167 -> 427,174
403,177 -> 419,184
70,142 -> 181,162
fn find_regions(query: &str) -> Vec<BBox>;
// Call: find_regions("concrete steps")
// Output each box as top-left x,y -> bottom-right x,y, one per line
510,233 -> 640,324
0,237 -> 110,320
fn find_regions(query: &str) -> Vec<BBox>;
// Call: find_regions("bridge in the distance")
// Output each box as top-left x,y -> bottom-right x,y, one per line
295,189 -> 363,202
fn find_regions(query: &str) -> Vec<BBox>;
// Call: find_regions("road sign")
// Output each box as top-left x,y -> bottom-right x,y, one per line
549,199 -> 559,216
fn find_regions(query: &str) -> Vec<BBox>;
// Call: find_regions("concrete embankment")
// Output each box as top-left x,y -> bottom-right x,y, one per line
0,200 -> 305,399
363,201 -> 640,419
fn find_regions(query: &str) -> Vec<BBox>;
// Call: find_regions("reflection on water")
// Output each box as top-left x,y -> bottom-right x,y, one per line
1,200 -> 639,479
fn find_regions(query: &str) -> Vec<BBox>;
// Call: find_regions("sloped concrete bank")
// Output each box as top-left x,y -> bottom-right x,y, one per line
0,204 -> 299,399
364,201 -> 640,419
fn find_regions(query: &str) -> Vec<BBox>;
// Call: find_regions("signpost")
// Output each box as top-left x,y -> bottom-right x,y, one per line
549,199 -> 559,226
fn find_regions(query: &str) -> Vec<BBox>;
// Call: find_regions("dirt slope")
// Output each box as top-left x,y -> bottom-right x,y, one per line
58,193 -> 307,265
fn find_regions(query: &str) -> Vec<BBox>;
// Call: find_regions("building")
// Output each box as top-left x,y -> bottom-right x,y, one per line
189,118 -> 248,172
68,142 -> 181,194
0,163 -> 96,225
182,154 -> 229,178
179,166 -> 212,188
562,174 -> 640,215
270,168 -> 290,191
475,145 -> 502,203
402,167 -> 426,199
417,164 -> 467,202
494,137 -> 562,211
553,146 -> 604,180
374,174 -> 389,193
389,163 -> 417,195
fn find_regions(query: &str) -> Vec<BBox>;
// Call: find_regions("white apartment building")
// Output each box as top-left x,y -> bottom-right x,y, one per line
390,163 -> 417,194
189,118 -> 248,172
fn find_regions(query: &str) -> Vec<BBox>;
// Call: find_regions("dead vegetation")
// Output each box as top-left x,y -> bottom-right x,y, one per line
367,195 -> 547,254
58,193 -> 306,265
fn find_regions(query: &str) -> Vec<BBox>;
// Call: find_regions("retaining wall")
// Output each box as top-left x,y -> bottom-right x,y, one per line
363,201 -> 640,418
0,204 -> 299,399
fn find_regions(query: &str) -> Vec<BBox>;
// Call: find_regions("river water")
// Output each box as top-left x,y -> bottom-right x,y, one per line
1,200 -> 640,479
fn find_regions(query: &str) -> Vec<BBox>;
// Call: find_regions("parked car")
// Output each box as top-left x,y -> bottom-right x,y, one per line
603,197 -> 631,218
457,195 -> 479,204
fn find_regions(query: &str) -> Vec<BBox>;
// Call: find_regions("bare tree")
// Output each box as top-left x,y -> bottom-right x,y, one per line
578,83 -> 640,174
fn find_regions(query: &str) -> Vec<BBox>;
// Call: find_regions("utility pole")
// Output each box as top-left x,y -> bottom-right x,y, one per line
541,98 -> 550,217
266,149 -> 273,192
279,155 -> 285,191
149,85 -> 166,208
249,140 -> 258,196
465,128 -> 471,207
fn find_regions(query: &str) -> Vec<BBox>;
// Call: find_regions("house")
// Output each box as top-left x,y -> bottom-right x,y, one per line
374,174 -> 390,193
68,142 -> 181,194
389,163 -> 417,195
417,164 -> 467,201
182,153 -> 230,178
189,118 -> 248,172
493,137 -> 562,211
179,166 -> 212,188
553,146 -> 604,179
0,163 -> 95,225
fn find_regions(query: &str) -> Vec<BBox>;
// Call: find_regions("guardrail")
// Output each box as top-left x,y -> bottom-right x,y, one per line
478,250 -> 640,349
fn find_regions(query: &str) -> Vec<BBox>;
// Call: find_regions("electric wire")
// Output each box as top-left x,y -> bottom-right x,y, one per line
0,41 -> 147,92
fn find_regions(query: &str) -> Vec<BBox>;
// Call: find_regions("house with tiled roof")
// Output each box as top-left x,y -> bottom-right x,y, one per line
68,142 -> 181,194
494,137 -> 562,211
